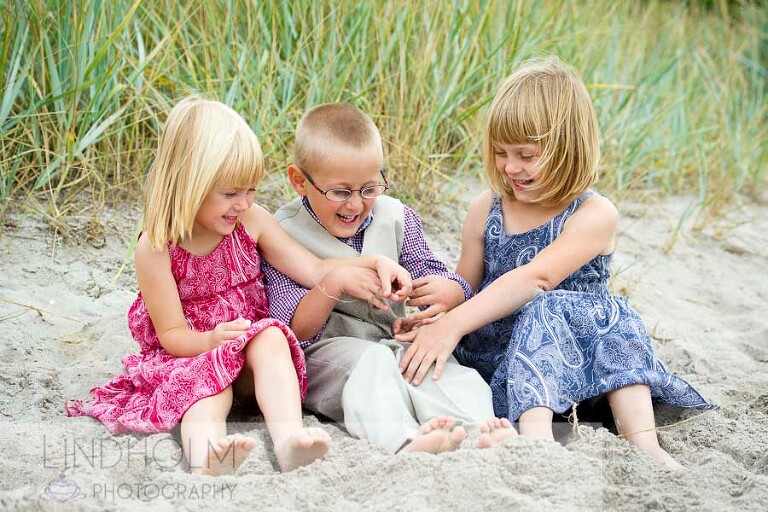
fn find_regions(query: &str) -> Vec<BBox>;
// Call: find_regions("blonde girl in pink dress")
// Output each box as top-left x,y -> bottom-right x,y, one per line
67,97 -> 411,475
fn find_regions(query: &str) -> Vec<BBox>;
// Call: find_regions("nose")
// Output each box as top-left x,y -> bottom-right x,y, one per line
342,191 -> 364,210
235,194 -> 250,211
504,159 -> 522,175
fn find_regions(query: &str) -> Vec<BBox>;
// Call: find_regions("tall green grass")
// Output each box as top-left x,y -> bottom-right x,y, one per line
1,0 -> 766,226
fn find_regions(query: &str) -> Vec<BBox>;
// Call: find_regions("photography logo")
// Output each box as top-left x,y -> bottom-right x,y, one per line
40,473 -> 86,503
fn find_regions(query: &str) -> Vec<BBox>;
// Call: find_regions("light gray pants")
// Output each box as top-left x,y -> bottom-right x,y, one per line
303,336 -> 494,453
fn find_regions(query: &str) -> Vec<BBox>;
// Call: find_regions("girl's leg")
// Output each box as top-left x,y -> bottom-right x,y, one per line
518,407 -> 555,440
238,327 -> 330,472
179,386 -> 256,475
606,384 -> 681,468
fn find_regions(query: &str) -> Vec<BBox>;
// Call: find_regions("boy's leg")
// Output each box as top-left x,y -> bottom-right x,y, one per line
340,340 -> 421,452
302,336 -> 383,423
387,340 -> 495,424
305,336 -> 421,453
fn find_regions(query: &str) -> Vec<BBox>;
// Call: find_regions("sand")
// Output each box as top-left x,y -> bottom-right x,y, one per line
1,191 -> 766,511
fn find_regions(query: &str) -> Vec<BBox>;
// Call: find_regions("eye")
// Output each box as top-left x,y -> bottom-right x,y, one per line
520,154 -> 536,161
223,191 -> 238,198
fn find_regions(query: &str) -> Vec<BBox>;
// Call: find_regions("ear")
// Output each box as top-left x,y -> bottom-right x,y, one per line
287,164 -> 308,196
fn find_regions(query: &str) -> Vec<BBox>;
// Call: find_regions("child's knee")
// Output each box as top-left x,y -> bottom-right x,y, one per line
247,326 -> 289,355
359,343 -> 398,367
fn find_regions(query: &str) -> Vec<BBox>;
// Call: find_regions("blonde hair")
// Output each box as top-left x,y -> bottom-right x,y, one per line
294,102 -> 382,170
484,56 -> 600,206
142,97 -> 264,250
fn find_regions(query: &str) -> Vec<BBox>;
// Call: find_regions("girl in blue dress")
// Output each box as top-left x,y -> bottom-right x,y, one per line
396,56 -> 715,467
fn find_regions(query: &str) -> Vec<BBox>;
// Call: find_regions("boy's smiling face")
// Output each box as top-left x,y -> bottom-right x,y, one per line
289,141 -> 385,238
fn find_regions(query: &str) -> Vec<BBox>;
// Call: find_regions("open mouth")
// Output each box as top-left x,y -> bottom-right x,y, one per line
223,215 -> 238,223
337,213 -> 359,224
512,178 -> 534,187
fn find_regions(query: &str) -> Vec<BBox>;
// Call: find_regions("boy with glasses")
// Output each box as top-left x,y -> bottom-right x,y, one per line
263,103 -> 516,454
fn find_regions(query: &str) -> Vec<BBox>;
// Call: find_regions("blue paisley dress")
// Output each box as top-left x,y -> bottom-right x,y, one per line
454,192 -> 715,420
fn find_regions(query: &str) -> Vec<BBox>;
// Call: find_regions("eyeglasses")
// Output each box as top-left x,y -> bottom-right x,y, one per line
299,167 -> 389,202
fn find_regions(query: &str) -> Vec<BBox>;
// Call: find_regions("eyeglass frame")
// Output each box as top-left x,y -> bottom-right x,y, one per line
298,166 -> 389,202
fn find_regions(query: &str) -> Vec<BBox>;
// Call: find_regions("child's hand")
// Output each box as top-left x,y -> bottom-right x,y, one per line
209,317 -> 252,348
392,276 -> 464,335
406,275 -> 465,320
395,316 -> 461,385
392,312 -> 444,336
331,266 -> 392,311
372,255 -> 412,302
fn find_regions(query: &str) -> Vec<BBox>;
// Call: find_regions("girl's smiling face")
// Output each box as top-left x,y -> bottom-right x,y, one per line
192,185 -> 255,248
493,142 -> 543,201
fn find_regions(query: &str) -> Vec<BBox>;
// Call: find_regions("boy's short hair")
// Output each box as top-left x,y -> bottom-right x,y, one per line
143,96 -> 263,250
294,103 -> 383,170
484,56 -> 600,206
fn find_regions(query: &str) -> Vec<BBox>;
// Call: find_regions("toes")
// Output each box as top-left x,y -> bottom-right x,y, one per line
308,428 -> 331,442
451,426 -> 466,442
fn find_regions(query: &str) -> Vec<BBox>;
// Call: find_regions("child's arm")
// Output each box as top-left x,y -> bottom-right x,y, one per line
397,193 -> 618,385
455,191 -> 494,291
242,205 -> 411,301
134,236 -> 251,357
288,265 -> 390,340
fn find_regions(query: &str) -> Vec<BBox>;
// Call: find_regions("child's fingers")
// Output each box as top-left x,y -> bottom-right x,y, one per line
398,340 -> 420,373
379,276 -> 392,298
394,277 -> 412,299
405,293 -> 436,307
401,348 -> 426,383
408,281 -> 436,299
410,352 -> 437,386
431,358 -> 447,382
410,276 -> 431,289
394,327 -> 419,342
419,312 -> 445,325
226,326 -> 250,337
402,304 -> 442,322
224,317 -> 251,329
366,293 -> 390,311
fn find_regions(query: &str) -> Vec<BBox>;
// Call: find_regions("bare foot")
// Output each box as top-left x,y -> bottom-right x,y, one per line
478,417 -> 518,449
201,434 -> 256,476
274,428 -> 331,472
404,417 -> 465,454
642,445 -> 683,470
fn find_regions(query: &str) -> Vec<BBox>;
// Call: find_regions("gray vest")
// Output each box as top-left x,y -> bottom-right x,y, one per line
274,196 -> 407,341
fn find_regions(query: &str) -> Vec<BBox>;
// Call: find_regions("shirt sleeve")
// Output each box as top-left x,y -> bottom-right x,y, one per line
261,257 -> 324,348
399,206 -> 473,302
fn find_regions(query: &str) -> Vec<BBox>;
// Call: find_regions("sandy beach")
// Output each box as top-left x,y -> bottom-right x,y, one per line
1,191 -> 766,511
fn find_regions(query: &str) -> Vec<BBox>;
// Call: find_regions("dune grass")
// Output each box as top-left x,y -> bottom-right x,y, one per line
0,0 -> 766,230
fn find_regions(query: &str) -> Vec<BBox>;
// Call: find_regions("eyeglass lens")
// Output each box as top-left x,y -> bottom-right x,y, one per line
325,185 -> 387,201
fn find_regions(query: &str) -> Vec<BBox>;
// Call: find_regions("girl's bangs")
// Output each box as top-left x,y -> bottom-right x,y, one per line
215,131 -> 263,189
490,88 -> 544,146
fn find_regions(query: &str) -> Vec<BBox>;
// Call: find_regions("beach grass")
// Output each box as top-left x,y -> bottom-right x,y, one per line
1,0 -> 766,228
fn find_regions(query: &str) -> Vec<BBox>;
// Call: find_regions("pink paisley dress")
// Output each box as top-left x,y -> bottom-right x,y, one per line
66,223 -> 307,434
